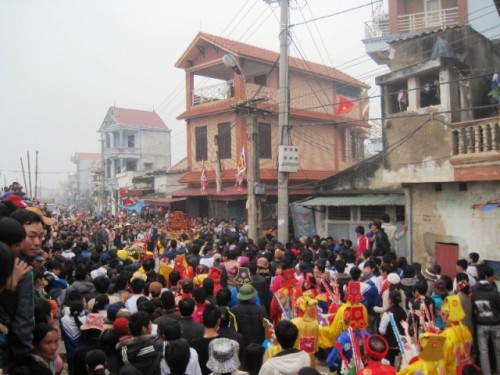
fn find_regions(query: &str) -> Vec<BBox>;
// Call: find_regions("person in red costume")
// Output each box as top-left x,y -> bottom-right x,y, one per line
270,268 -> 303,324
356,334 -> 396,375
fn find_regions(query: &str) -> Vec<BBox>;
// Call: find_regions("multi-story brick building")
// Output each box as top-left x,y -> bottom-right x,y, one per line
172,32 -> 370,230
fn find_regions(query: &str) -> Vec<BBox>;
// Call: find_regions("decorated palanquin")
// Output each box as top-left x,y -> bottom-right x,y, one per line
168,211 -> 190,238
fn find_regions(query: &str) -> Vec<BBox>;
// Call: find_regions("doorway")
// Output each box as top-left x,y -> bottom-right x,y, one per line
435,242 -> 459,278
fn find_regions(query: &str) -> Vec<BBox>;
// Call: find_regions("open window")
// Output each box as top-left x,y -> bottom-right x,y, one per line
419,72 -> 440,108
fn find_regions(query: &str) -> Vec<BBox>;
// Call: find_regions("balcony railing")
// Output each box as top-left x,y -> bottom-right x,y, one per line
397,7 -> 459,34
104,147 -> 140,156
193,80 -> 234,105
452,117 -> 500,156
364,18 -> 390,39
191,81 -> 361,118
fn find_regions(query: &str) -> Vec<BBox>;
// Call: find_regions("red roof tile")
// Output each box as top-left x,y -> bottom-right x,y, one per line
176,32 -> 368,89
179,169 -> 333,184
171,185 -> 312,198
110,107 -> 168,130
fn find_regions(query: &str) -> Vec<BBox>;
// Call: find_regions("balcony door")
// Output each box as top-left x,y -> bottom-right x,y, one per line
425,0 -> 440,12
425,0 -> 442,27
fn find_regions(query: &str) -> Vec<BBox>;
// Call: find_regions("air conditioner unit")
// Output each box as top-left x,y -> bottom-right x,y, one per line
278,145 -> 299,172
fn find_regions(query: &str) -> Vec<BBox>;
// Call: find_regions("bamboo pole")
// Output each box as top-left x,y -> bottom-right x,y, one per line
27,151 -> 32,199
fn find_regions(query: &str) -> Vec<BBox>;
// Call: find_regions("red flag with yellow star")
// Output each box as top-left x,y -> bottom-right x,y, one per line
335,96 -> 355,115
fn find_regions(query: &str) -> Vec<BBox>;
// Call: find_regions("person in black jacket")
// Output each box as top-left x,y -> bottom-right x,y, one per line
230,284 -> 266,348
369,220 -> 391,258
472,264 -> 500,375
116,311 -> 162,375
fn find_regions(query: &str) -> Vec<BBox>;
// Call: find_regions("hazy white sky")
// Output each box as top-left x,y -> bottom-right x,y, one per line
0,0 -> 386,191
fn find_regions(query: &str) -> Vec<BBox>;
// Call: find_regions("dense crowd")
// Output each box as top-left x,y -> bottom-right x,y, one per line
0,183 -> 499,375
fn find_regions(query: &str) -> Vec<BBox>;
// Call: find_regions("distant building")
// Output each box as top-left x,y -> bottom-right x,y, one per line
98,106 -> 171,213
70,152 -> 101,210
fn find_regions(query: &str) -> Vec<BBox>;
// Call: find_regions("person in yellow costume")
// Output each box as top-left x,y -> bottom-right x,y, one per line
291,295 -> 320,368
440,295 -> 473,374
397,333 -> 445,375
319,281 -> 368,349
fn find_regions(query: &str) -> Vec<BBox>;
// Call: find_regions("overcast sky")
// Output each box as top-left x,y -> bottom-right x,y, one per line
0,0 -> 389,192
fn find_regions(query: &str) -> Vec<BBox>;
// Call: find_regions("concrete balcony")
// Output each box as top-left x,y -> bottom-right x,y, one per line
192,80 -> 235,105
104,147 -> 140,158
451,117 -> 500,181
192,81 -> 337,116
363,7 -> 459,65
452,117 -> 500,156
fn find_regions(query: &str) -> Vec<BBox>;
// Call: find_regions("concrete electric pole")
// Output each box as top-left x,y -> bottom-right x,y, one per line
234,98 -> 269,241
277,0 -> 290,244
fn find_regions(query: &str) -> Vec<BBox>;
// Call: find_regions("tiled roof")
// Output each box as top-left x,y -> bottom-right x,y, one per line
110,107 -> 168,130
171,185 -> 312,198
178,169 -> 333,184
176,32 -> 369,89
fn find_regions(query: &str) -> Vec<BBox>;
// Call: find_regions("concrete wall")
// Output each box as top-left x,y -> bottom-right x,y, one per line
139,129 -> 171,170
383,112 -> 455,183
410,181 -> 500,265
318,151 -> 403,193
188,112 -> 356,176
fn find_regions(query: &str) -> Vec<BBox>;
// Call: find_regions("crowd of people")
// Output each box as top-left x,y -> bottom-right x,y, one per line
0,182 -> 499,375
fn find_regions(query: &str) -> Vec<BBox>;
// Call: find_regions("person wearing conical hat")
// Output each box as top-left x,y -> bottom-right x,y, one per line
439,295 -> 473,374
318,281 -> 368,350
291,296 -> 320,368
270,267 -> 303,324
397,333 -> 445,375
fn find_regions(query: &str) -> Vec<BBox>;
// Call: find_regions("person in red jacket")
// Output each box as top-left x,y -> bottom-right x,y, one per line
355,226 -> 370,259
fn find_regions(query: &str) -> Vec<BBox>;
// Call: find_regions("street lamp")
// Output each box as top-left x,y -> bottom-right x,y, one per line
222,54 -> 241,75
223,53 -> 261,242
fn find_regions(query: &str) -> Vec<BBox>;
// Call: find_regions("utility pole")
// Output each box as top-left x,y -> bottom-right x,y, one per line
27,151 -> 33,199
214,135 -> 223,192
223,53 -> 271,241
277,0 -> 290,244
34,150 -> 39,200
234,98 -> 269,241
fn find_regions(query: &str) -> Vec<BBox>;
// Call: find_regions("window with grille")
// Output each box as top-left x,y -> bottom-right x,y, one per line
259,122 -> 272,159
360,206 -> 386,221
328,206 -> 351,220
217,122 -> 231,159
195,126 -> 208,162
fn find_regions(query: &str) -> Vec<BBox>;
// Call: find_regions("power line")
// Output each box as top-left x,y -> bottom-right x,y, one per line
290,0 -> 383,28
